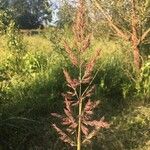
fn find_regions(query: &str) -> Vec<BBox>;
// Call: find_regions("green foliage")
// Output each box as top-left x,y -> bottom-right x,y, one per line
1,0 -> 51,29
16,12 -> 43,29
0,46 -> 66,148
94,105 -> 150,150
23,51 -> 48,73
0,10 -> 12,34
0,11 -> 149,149
136,59 -> 150,103
5,20 -> 27,73
58,2 -> 76,27
93,40 -> 135,105
6,21 -> 26,53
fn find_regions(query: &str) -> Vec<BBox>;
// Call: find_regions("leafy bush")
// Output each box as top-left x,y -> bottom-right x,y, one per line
6,21 -> 26,53
93,40 -> 136,109
0,49 -> 67,149
136,59 -> 150,103
5,20 -> 27,74
23,51 -> 48,74
0,10 -> 12,34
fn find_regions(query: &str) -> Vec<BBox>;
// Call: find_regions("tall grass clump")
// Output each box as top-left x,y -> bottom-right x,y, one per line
6,20 -> 27,73
90,39 -> 136,111
0,20 -> 27,106
0,47 -> 67,149
51,1 -> 109,150
92,104 -> 150,150
0,19 -> 69,148
6,20 -> 26,73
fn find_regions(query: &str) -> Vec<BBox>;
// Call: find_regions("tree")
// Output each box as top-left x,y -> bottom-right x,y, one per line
0,0 -> 9,10
58,1 -> 76,27
16,12 -> 42,29
93,0 -> 150,70
0,0 -> 52,28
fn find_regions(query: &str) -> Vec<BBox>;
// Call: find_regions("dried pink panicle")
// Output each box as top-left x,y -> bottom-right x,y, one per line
83,119 -> 109,129
82,100 -> 100,122
62,117 -> 72,125
84,85 -> 96,98
62,93 -> 79,106
51,0 -> 109,149
73,0 -> 86,47
81,76 -> 92,84
81,124 -> 89,136
81,34 -> 91,52
66,91 -> 76,97
63,69 -> 79,89
81,118 -> 109,145
94,119 -> 110,129
82,49 -> 101,81
85,100 -> 100,111
65,98 -> 72,112
52,124 -> 76,146
64,108 -> 74,123
64,41 -> 78,66
64,96 -> 78,129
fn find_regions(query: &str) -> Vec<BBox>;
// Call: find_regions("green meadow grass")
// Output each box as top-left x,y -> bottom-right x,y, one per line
0,33 -> 149,149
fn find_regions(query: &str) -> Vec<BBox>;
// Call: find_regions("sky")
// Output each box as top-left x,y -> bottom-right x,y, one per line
49,0 -> 77,26
50,0 -> 61,26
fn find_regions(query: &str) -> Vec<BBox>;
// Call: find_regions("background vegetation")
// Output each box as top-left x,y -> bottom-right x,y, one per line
0,0 -> 150,149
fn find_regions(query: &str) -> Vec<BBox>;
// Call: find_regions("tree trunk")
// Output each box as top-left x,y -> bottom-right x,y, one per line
131,0 -> 140,70
132,42 -> 140,70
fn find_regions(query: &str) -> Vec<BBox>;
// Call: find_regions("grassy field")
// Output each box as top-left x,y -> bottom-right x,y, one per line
0,30 -> 150,150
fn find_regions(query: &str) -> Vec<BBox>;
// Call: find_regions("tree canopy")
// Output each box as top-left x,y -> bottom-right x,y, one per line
0,0 -> 52,29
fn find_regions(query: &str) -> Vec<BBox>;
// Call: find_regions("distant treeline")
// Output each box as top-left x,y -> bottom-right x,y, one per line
0,0 -> 52,29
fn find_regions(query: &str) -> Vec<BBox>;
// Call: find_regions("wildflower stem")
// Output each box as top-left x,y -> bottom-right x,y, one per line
82,68 -> 100,97
77,54 -> 82,150
77,97 -> 82,150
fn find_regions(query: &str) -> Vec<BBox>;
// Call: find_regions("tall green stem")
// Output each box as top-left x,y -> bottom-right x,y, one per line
77,97 -> 82,150
77,57 -> 82,150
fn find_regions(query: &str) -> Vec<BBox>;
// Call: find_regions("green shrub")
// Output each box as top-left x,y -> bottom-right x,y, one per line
23,51 -> 48,74
0,10 -> 12,34
94,40 -> 135,108
6,21 -> 26,53
0,50 -> 67,149
5,20 -> 27,74
136,59 -> 150,103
